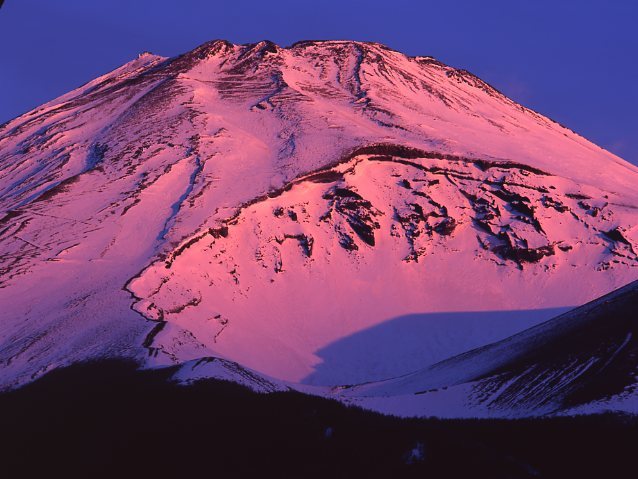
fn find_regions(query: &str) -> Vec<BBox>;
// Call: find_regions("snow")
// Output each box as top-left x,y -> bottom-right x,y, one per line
171,357 -> 289,393
338,278 -> 638,417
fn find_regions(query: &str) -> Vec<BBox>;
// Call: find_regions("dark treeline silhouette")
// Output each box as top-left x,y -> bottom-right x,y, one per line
0,360 -> 636,478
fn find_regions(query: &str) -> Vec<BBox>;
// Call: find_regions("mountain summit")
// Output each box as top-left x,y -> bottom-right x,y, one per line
1,40 -> 637,414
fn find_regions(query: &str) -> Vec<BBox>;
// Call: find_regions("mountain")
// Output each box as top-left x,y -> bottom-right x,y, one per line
1,40 -> 637,411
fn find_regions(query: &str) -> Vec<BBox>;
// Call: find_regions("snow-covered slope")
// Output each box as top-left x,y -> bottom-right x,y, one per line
1,40 -> 637,404
343,279 -> 638,418
129,148 -> 638,385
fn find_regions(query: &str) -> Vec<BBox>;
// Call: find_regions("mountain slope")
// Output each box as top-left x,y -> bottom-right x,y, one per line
1,39 -> 637,396
129,147 -> 638,384
344,279 -> 638,417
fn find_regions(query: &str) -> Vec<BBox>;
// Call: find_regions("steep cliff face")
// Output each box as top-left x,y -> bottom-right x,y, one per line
1,40 -> 637,396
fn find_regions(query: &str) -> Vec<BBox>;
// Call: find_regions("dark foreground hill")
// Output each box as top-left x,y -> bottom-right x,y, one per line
0,360 -> 635,478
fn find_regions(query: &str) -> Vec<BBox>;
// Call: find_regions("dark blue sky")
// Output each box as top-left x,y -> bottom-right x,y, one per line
1,0 -> 636,164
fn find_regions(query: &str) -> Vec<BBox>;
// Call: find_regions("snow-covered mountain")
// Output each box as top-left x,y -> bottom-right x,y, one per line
1,40 -> 637,414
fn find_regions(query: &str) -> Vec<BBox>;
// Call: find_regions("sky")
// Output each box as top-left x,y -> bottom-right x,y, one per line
1,0 -> 636,164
